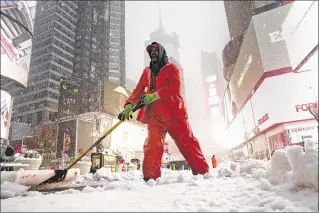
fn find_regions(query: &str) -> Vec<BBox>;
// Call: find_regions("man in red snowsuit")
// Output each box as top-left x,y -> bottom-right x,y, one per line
118,42 -> 209,181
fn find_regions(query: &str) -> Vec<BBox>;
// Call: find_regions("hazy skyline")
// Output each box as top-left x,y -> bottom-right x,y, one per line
125,1 -> 231,155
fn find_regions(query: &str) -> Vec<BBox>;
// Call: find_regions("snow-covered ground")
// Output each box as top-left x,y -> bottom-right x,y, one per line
1,142 -> 318,212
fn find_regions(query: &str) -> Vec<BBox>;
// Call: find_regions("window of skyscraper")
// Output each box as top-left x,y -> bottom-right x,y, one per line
37,112 -> 42,124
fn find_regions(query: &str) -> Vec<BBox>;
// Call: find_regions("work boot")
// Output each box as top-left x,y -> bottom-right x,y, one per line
143,177 -> 150,182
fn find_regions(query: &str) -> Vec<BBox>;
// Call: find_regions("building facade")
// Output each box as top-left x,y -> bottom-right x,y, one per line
221,1 -> 318,160
108,1 -> 125,86
9,1 -> 126,127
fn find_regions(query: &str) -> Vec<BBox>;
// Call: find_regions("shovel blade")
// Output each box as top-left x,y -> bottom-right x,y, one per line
39,169 -> 68,185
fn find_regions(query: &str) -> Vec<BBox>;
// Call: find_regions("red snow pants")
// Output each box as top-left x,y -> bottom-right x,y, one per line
143,118 -> 209,180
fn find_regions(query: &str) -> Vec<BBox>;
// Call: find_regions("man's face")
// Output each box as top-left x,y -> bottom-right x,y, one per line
149,45 -> 158,62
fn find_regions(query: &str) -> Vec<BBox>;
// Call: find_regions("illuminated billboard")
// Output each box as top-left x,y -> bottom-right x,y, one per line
228,3 -> 292,115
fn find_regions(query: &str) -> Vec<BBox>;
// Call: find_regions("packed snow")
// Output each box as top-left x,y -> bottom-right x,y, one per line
1,142 -> 318,212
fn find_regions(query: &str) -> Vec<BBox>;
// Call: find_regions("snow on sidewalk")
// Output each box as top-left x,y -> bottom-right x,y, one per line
1,169 -> 317,212
1,142 -> 318,212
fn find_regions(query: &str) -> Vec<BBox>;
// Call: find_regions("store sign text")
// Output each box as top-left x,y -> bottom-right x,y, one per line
290,126 -> 315,133
295,103 -> 318,112
258,113 -> 269,126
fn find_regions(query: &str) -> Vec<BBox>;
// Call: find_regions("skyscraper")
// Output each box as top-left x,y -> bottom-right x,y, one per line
9,1 -> 126,126
108,1 -> 125,86
10,1 -> 79,125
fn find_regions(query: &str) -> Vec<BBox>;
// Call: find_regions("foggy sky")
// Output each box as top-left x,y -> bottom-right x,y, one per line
125,1 -> 231,155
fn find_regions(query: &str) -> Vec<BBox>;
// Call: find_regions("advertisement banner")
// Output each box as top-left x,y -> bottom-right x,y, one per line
63,133 -> 71,156
1,90 -> 13,139
251,70 -> 318,132
282,1 -> 318,71
57,119 -> 77,158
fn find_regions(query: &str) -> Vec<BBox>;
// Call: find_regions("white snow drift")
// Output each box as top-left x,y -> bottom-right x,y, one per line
0,141 -> 318,212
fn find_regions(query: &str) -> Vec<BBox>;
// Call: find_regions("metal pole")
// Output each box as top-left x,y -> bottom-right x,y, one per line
309,87 -> 317,103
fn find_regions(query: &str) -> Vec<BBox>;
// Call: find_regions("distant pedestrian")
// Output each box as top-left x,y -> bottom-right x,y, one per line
211,155 -> 217,168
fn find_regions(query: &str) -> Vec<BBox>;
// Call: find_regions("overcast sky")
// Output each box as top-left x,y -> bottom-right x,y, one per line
125,1 -> 231,154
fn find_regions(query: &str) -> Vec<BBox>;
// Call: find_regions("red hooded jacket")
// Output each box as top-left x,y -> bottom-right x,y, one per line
125,62 -> 187,124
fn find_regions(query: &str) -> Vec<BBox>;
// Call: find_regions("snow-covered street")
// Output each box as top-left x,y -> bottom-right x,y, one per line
1,144 -> 318,212
1,171 -> 317,212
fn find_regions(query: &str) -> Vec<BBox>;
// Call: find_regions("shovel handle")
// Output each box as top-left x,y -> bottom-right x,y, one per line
132,99 -> 145,112
66,100 -> 145,170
